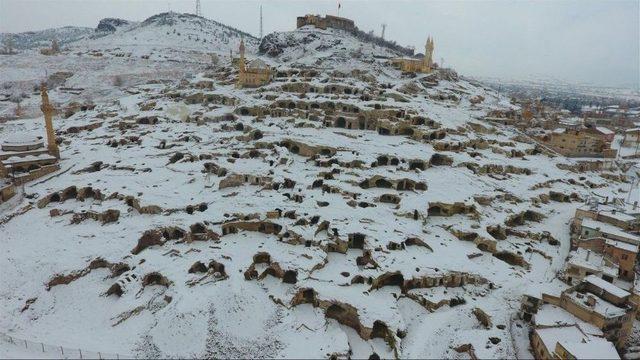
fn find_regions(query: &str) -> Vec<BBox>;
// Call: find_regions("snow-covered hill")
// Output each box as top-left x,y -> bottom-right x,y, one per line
0,26 -> 93,50
92,18 -> 139,37
0,12 -> 637,360
75,12 -> 259,53
260,26 -> 407,71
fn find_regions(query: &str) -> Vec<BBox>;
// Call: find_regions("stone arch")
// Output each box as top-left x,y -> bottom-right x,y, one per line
371,320 -> 390,339
320,148 -> 332,156
283,270 -> 298,284
348,233 -> 366,249
375,178 -> 393,188
189,261 -> 208,273
142,272 -> 170,287
50,192 -> 61,202
62,186 -> 78,201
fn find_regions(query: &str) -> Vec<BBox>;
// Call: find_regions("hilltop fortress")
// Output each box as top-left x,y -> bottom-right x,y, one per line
295,14 -> 415,57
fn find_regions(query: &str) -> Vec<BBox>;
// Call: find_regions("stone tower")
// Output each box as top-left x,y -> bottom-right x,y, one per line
424,36 -> 434,71
239,38 -> 246,74
40,83 -> 60,159
237,38 -> 246,87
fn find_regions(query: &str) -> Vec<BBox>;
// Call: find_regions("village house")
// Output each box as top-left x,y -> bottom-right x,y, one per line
577,218 -> 640,246
531,324 -> 620,360
576,237 -> 638,281
593,126 -> 615,143
540,127 -> 617,158
563,248 -> 619,285
623,128 -> 640,146
522,275 -> 636,351
560,276 -> 636,348
574,204 -> 640,231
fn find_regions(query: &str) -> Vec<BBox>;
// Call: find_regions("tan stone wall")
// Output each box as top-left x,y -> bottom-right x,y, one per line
531,330 -> 554,359
544,131 -> 611,157
0,183 -> 16,202
559,293 -> 633,348
542,293 -> 561,306
605,245 -> 636,280
238,69 -> 271,88
623,131 -> 640,146
13,164 -> 60,185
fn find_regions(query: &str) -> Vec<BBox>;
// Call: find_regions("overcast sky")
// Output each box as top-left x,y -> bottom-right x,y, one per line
1,0 -> 638,89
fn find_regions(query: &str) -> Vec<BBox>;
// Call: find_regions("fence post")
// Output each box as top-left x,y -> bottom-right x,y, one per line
60,346 -> 64,355
99,351 -> 102,359
41,342 -> 45,352
79,348 -> 83,359
24,339 -> 27,348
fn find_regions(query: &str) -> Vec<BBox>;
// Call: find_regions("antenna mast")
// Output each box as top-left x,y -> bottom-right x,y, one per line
381,24 -> 386,39
195,0 -> 201,16
260,5 -> 263,39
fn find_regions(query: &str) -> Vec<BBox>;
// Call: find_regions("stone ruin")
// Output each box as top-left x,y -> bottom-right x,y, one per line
427,202 -> 478,218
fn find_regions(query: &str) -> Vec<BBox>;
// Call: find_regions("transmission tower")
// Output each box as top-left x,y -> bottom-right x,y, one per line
381,24 -> 386,39
195,0 -> 201,16
259,5 -> 263,39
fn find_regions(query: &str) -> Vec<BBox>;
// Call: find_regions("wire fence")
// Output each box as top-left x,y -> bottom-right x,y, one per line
0,332 -> 134,359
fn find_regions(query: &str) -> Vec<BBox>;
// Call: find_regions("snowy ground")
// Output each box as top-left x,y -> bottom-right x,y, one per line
1,15 -> 637,359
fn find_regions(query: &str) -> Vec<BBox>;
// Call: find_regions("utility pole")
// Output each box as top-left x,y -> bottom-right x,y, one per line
195,0 -> 201,16
259,5 -> 263,39
381,24 -> 386,39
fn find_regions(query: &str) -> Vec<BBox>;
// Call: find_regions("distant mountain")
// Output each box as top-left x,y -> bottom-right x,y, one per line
76,12 -> 260,53
0,26 -> 93,50
1,12 -> 259,53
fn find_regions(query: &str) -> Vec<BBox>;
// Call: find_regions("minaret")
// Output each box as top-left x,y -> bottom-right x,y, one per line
40,83 -> 60,159
424,36 -> 434,71
237,38 -> 246,87
239,37 -> 246,73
